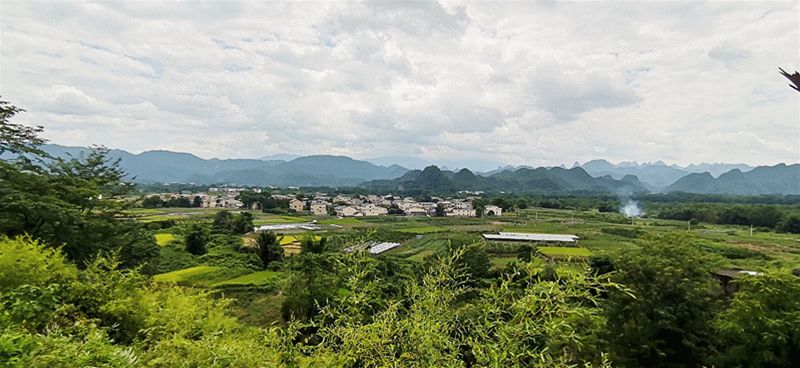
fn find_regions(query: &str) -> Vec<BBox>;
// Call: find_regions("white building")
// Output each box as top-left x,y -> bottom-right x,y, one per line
360,203 -> 388,216
484,205 -> 503,216
310,202 -> 328,216
289,199 -> 305,212
339,206 -> 360,217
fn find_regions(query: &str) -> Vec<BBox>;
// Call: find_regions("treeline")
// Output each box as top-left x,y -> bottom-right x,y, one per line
142,195 -> 203,208
472,195 -> 621,213
651,202 -> 800,233
638,192 -> 800,205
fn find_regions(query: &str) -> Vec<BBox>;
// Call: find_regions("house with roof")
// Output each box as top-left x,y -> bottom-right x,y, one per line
484,205 -> 503,216
289,199 -> 305,212
310,202 -> 328,216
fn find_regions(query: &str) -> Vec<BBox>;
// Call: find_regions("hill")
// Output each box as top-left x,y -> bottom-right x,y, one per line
665,164 -> 800,195
39,144 -> 408,187
363,165 -> 647,194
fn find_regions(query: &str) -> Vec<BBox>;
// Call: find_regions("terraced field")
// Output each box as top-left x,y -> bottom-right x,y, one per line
154,233 -> 176,246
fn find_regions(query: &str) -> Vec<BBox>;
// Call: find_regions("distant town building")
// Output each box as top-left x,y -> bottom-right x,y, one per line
484,205 -> 503,216
289,199 -> 305,212
310,202 -> 328,216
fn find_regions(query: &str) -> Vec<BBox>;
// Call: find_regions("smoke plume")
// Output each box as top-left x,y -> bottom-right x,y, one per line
620,199 -> 644,218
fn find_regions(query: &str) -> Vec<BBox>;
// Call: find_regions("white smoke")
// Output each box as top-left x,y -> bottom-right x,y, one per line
620,200 -> 644,218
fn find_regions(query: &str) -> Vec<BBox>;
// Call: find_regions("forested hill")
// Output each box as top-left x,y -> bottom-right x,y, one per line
665,164 -> 800,195
38,144 -> 408,187
362,165 -> 648,195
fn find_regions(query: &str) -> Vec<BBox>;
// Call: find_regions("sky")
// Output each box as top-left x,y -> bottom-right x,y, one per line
1,1 -> 798,171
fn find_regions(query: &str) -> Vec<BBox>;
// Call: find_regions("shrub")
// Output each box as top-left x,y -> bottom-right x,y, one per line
0,236 -> 77,291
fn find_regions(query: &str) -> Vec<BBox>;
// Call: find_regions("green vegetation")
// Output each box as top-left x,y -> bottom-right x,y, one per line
539,246 -> 592,257
213,270 -> 282,287
154,233 -> 176,246
153,265 -> 222,283
396,225 -> 446,233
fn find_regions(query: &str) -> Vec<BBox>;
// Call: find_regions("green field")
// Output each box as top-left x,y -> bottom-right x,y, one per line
319,217 -> 363,225
397,225 -> 447,234
154,233 -> 176,246
253,215 -> 308,225
153,266 -> 222,283
212,270 -> 282,287
538,246 -> 592,258
279,234 -> 321,245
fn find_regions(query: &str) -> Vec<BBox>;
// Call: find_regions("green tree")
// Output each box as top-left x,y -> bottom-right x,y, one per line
434,203 -> 446,217
604,235 -> 721,367
233,212 -> 254,234
184,224 -> 208,255
281,253 -> 338,320
301,236 -> 328,254
212,210 -> 234,233
0,100 -> 159,272
255,231 -> 283,269
142,195 -> 165,208
712,273 -> 800,367
0,99 -> 46,157
778,215 -> 800,234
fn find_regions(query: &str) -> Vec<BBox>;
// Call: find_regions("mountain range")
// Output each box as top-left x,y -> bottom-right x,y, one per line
362,165 -> 648,195
572,159 -> 754,189
24,144 -> 798,195
38,144 -> 407,187
665,164 -> 800,195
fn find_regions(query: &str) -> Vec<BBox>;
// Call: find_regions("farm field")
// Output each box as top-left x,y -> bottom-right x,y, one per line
144,204 -> 800,329
154,233 -> 175,246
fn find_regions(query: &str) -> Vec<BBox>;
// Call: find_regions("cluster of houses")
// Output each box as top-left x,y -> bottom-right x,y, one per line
148,188 -> 504,218
281,193 -> 503,218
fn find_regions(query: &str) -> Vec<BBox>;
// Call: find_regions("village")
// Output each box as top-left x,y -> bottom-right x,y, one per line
144,187 -> 504,218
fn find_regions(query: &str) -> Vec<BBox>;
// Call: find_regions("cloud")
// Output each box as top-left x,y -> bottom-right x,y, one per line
709,42 -> 751,68
0,1 -> 797,167
529,65 -> 641,122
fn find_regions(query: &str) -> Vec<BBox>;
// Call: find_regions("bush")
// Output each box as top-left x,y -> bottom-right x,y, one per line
600,227 -> 641,238
0,236 -> 77,291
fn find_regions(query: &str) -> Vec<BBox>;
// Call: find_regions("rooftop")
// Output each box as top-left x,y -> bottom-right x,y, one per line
483,232 -> 580,243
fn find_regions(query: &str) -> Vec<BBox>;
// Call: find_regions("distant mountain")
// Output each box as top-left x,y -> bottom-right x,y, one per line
574,159 -> 755,189
665,164 -> 800,195
683,163 -> 754,177
363,165 -> 647,194
39,144 -> 408,187
259,153 -> 300,161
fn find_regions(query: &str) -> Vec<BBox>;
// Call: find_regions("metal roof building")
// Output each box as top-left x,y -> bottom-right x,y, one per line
482,232 -> 580,243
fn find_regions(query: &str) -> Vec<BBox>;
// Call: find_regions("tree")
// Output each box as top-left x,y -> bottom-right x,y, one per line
301,236 -> 328,254
233,212 -> 254,234
212,210 -> 234,233
192,195 -> 203,208
0,99 -> 46,157
604,235 -> 721,367
713,273 -> 800,367
185,224 -> 208,255
778,215 -> 800,234
255,231 -> 283,269
142,195 -> 165,208
210,210 -> 253,235
1,102 -> 159,271
434,203 -> 445,217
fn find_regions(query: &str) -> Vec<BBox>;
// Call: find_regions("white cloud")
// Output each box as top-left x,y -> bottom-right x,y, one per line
0,0 -> 797,167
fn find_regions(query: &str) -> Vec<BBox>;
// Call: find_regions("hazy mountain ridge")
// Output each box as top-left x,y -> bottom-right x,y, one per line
665,164 -> 800,195
576,159 -> 755,188
30,145 -> 797,194
39,144 -> 408,186
363,165 -> 648,194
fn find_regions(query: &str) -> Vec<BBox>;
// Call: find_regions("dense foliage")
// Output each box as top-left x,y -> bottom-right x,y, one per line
0,101 -> 159,272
